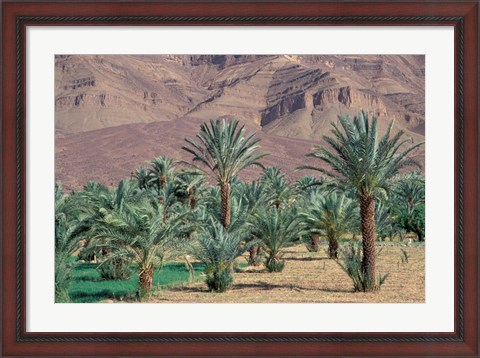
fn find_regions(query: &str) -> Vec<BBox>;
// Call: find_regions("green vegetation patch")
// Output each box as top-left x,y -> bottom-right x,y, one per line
68,261 -> 205,303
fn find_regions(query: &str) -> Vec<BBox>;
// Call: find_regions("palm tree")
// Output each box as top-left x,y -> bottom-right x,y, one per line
392,173 -> 425,241
260,167 -> 296,209
299,112 -> 422,291
147,156 -> 177,191
298,190 -> 324,252
79,180 -> 139,260
255,206 -> 306,272
300,192 -> 358,258
375,201 -> 403,241
392,172 -> 425,206
174,169 -> 206,210
193,217 -> 251,292
90,196 -> 192,293
182,119 -> 268,228
132,167 -> 150,190
295,175 -> 323,196
55,184 -> 89,300
237,180 -> 269,265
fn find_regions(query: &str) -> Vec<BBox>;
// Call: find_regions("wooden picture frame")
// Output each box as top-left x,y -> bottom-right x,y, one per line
2,1 -> 478,356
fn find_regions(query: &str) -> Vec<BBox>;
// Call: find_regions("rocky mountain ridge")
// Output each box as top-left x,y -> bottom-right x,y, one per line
55,55 -> 425,138
55,55 -> 425,190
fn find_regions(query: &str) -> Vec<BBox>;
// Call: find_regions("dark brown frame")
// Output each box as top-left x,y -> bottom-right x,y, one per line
2,1 -> 478,356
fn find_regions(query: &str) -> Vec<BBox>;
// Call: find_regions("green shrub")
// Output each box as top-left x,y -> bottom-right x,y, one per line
337,243 -> 388,292
265,256 -> 285,272
194,219 -> 250,293
205,260 -> 234,292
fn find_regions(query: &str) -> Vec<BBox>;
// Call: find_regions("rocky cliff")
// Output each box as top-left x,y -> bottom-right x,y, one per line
56,55 -> 425,137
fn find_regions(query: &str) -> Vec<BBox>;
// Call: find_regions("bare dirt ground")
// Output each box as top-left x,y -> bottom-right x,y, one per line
147,243 -> 425,303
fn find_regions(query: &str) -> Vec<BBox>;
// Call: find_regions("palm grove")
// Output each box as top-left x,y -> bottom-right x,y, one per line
55,112 -> 425,301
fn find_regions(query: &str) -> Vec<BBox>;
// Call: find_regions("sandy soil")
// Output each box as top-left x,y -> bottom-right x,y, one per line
147,243 -> 425,303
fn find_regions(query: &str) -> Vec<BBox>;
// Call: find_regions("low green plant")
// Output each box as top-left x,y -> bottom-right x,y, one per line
337,243 -> 389,292
193,218 -> 251,292
265,257 -> 285,273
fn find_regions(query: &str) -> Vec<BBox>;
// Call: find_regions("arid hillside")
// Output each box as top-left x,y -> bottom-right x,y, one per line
55,55 -> 425,190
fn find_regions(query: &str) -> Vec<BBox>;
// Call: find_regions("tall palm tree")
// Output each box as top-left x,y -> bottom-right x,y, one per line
182,119 -> 268,228
299,112 -> 422,290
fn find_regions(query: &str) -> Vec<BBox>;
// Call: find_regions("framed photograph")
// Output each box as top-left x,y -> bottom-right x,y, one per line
2,1 -> 478,356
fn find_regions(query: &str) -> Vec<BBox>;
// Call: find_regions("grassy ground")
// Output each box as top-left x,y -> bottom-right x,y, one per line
68,261 -> 206,303
147,243 -> 425,303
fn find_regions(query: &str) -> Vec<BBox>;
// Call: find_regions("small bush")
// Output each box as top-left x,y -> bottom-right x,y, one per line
265,256 -> 285,272
205,261 -> 234,292
97,257 -> 132,280
337,243 -> 388,292
193,219 -> 250,293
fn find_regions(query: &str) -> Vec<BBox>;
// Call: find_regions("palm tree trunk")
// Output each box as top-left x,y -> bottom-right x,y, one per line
248,245 -> 259,266
139,264 -> 154,292
220,182 -> 231,228
311,234 -> 320,252
188,187 -> 196,210
360,194 -> 377,290
415,230 -> 424,242
328,236 -> 338,258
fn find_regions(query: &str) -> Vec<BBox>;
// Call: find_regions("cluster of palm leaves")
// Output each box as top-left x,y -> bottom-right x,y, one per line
55,114 -> 424,298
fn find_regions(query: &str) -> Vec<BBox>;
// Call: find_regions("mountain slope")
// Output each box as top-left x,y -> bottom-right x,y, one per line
55,55 -> 425,189
55,55 -> 425,138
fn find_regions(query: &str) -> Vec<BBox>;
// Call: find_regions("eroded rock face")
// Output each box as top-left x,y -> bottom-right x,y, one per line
55,55 -> 425,138
313,87 -> 388,117
262,93 -> 306,126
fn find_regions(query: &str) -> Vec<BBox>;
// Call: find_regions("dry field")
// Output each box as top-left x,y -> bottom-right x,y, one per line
147,243 -> 425,303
